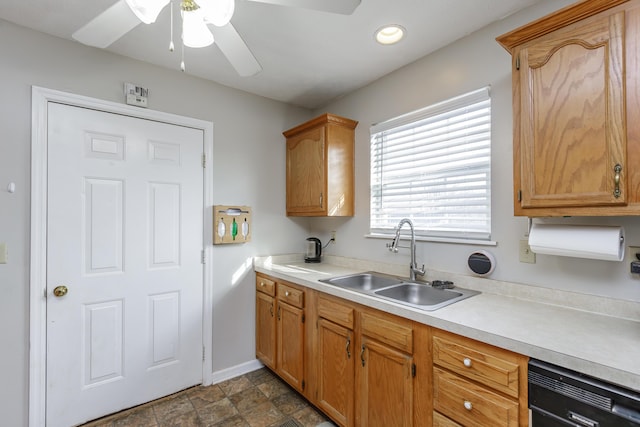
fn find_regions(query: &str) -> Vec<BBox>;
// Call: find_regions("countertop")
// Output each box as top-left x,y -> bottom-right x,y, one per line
254,254 -> 640,391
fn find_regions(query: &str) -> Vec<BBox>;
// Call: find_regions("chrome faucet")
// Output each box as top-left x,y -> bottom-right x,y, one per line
386,218 -> 426,281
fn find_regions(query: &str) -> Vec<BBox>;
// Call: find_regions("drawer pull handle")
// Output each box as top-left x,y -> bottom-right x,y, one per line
463,357 -> 472,367
285,291 -> 290,297
260,282 -> 265,287
464,401 -> 473,411
346,336 -> 351,359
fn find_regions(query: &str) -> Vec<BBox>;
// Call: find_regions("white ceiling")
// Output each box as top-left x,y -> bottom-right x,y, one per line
0,0 -> 542,109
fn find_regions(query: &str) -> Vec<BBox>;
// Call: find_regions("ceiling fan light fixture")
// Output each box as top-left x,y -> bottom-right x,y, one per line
125,0 -> 169,24
375,24 -> 405,45
182,8 -> 214,48
200,0 -> 235,27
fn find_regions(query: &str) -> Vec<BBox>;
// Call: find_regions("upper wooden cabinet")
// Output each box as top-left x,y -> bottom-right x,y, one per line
496,0 -> 640,216
284,113 -> 358,217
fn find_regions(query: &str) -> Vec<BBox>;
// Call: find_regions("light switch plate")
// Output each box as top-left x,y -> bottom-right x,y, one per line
0,243 -> 7,264
519,239 -> 536,264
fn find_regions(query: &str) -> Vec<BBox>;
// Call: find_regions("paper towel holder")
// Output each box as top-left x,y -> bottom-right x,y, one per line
527,218 -> 625,244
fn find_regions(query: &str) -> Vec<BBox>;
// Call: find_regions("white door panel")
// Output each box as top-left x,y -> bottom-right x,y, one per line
46,103 -> 204,427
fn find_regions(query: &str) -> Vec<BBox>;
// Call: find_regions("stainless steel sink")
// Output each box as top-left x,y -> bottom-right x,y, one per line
319,272 -> 403,291
319,272 -> 478,311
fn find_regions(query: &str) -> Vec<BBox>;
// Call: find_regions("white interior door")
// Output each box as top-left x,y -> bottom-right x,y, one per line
46,102 -> 204,427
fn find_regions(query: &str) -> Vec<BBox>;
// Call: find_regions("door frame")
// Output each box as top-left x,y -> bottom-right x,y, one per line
29,86 -> 215,427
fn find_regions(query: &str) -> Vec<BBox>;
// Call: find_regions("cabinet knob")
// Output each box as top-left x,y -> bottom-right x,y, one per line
285,291 -> 290,296
463,357 -> 472,367
464,401 -> 473,411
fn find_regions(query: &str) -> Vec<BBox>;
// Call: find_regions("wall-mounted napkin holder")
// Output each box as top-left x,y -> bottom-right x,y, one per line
214,205 -> 251,244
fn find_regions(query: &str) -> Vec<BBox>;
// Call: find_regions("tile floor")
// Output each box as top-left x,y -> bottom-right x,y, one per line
81,368 -> 335,427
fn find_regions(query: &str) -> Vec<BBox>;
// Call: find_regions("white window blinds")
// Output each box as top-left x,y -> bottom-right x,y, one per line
370,87 -> 491,240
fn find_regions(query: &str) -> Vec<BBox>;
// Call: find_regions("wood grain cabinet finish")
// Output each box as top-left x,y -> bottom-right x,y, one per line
283,113 -> 358,217
255,275 -> 306,393
255,275 -> 276,369
317,296 -> 355,427
357,309 -> 414,427
432,330 -> 529,427
496,0 -> 640,216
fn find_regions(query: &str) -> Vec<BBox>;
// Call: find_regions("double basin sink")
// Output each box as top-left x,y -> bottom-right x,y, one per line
319,272 -> 479,311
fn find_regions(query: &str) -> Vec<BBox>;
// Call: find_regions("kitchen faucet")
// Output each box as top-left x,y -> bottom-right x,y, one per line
386,218 -> 426,281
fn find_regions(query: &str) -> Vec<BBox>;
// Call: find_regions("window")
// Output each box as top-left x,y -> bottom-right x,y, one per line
370,87 -> 491,241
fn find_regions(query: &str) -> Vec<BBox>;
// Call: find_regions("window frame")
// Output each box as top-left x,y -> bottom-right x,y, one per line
369,87 -> 492,243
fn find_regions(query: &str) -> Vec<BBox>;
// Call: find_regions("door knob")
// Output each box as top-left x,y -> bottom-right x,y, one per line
53,285 -> 68,297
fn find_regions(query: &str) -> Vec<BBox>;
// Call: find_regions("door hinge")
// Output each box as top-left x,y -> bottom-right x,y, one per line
412,363 -> 416,378
301,313 -> 305,323
515,55 -> 520,70
517,189 -> 522,202
201,153 -> 206,168
201,250 -> 206,264
202,346 -> 206,361
302,380 -> 306,390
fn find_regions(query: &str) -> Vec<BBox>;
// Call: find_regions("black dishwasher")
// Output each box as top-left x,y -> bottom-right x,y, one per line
529,359 -> 640,426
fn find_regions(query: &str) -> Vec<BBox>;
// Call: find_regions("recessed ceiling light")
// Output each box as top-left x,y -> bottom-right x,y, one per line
375,25 -> 405,45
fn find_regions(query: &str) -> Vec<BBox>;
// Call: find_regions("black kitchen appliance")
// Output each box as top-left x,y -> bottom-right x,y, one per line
305,237 -> 322,263
529,359 -> 640,426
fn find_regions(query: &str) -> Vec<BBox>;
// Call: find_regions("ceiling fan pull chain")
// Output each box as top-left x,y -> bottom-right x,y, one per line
169,1 -> 175,52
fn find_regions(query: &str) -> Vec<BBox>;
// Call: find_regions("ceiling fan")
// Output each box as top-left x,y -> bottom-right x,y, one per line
72,0 -> 361,77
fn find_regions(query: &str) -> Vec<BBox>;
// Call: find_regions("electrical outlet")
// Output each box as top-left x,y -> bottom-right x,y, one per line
627,246 -> 640,262
519,239 -> 536,264
331,231 -> 336,243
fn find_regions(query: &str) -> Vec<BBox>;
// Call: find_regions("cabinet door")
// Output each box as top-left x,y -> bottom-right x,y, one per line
277,301 -> 305,392
317,318 -> 354,427
517,11 -> 626,209
286,127 -> 326,215
256,292 -> 276,369
359,337 -> 413,427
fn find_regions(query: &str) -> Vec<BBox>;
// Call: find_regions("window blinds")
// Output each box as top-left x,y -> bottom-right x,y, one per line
370,87 -> 491,240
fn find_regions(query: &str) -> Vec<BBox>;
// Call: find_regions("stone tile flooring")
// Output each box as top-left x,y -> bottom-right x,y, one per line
81,368 -> 335,427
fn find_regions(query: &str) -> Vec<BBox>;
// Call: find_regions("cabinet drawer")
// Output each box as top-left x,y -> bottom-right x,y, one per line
433,411 -> 463,427
433,332 -> 522,398
318,295 -> 354,329
360,310 -> 412,354
256,275 -> 275,296
433,367 -> 519,427
277,283 -> 304,308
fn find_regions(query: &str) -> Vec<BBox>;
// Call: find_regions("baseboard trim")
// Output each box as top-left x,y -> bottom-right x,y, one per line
210,359 -> 264,385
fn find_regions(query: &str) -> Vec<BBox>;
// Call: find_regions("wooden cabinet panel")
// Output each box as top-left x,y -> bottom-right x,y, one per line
278,282 -> 304,309
497,0 -> 640,216
433,411 -> 463,427
359,337 -> 413,427
518,10 -> 626,209
360,310 -> 413,354
255,291 -> 276,369
284,114 -> 357,217
317,318 -> 354,427
256,274 -> 276,296
277,301 -> 305,392
434,367 -> 519,427
318,295 -> 354,329
433,334 -> 521,399
286,126 -> 325,214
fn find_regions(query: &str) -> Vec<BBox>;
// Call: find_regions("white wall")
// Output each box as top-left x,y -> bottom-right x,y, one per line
0,19 -> 311,426
313,0 -> 640,303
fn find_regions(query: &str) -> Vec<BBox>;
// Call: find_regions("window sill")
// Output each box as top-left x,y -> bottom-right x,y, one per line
365,233 -> 497,246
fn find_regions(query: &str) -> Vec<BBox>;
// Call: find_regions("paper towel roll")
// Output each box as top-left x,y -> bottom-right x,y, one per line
528,224 -> 625,261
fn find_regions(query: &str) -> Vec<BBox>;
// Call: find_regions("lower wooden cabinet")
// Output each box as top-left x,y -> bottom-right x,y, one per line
358,310 -> 415,427
432,329 -> 529,426
255,273 -> 529,427
255,274 -> 306,393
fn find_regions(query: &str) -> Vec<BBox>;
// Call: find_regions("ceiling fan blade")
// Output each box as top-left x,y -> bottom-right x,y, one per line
210,24 -> 262,77
72,0 -> 142,48
247,0 -> 361,15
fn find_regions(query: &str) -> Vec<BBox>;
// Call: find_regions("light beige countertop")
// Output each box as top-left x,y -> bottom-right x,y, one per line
254,254 -> 640,391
